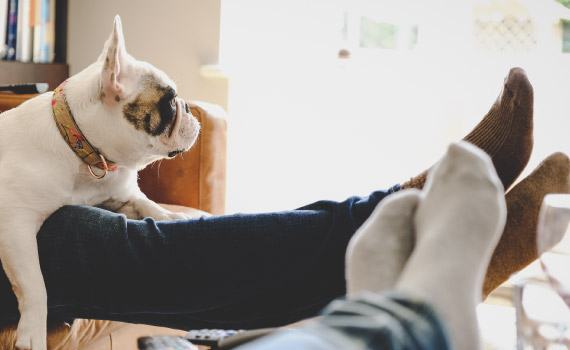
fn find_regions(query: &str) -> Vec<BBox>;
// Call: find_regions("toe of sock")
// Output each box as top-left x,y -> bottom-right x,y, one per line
449,141 -> 490,161
533,152 -> 570,191
503,67 -> 533,107
541,152 -> 570,177
380,188 -> 422,212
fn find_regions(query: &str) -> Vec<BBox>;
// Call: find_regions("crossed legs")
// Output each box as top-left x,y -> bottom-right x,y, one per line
243,142 -> 508,350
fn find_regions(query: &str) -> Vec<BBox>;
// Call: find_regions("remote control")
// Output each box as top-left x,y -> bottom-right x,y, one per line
138,328 -> 280,350
138,335 -> 195,350
0,83 -> 49,94
184,328 -> 279,349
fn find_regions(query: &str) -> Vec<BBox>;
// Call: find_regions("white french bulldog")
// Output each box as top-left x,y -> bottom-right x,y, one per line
0,16 -> 200,350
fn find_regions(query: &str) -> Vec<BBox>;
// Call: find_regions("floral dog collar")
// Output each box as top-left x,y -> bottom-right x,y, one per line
52,80 -> 118,179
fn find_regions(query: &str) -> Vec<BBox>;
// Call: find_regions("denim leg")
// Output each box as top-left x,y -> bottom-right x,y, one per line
0,186 -> 399,330
236,292 -> 450,350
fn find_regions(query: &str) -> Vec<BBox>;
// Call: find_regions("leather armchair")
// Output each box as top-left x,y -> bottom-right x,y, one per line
0,95 -> 227,349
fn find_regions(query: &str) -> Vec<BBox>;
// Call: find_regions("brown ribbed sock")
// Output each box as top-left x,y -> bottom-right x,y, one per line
402,67 -> 533,192
483,152 -> 570,297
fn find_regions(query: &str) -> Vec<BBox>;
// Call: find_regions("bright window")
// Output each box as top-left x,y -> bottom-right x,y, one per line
219,0 -> 570,213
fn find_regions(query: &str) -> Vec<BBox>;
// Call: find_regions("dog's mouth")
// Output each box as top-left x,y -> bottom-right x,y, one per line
168,100 -> 193,138
165,102 -> 199,159
167,149 -> 187,158
168,100 -> 182,138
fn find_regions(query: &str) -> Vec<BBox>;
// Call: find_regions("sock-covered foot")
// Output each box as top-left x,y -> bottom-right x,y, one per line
345,189 -> 421,296
483,152 -> 570,297
396,141 -> 507,350
402,67 -> 533,192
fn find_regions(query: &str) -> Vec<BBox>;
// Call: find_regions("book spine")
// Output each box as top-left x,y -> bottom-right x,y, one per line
0,0 -> 8,59
22,0 -> 32,61
45,0 -> 54,62
6,0 -> 18,61
32,0 -> 40,62
26,0 -> 34,60
15,0 -> 21,59
15,0 -> 31,61
38,0 -> 47,62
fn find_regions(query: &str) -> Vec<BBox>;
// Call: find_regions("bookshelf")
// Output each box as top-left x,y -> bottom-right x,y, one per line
1,0 -> 68,90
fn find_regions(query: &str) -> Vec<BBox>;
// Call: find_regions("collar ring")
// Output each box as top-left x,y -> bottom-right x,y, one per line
87,154 -> 108,179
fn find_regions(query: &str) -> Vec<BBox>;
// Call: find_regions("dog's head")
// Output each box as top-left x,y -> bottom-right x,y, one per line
91,16 -> 200,168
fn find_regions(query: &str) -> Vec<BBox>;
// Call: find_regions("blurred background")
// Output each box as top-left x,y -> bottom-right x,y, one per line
68,0 -> 570,213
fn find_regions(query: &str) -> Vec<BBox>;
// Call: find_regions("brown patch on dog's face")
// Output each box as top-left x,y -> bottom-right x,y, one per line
122,75 -> 178,136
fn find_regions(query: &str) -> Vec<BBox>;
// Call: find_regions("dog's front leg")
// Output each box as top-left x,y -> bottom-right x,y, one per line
0,209 -> 47,350
116,190 -> 196,221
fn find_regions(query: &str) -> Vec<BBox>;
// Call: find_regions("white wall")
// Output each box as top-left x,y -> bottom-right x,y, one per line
67,0 -> 227,108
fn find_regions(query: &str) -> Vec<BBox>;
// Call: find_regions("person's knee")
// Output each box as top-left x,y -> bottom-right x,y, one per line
38,205 -> 125,241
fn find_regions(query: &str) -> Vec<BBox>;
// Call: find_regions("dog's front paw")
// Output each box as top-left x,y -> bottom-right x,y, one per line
156,211 -> 192,221
15,315 -> 47,350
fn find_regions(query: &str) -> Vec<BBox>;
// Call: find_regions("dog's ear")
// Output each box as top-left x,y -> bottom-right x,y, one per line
99,15 -> 133,104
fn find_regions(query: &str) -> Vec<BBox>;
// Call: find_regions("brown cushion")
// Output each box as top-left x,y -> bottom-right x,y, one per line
0,319 -> 127,350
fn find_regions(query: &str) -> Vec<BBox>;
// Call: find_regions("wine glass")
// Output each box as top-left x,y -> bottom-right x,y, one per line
537,194 -> 570,303
515,194 -> 570,349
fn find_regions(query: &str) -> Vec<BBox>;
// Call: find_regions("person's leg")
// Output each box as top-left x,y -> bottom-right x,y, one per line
239,142 -> 506,350
402,67 -> 533,192
240,189 -> 447,350
345,189 -> 420,295
483,152 -> 570,296
235,292 -> 449,350
237,152 -> 570,350
396,67 -> 570,297
345,66 -> 541,297
396,142 -> 506,350
0,187 -> 400,330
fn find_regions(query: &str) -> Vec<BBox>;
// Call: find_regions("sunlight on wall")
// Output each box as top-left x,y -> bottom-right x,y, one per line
219,0 -> 570,213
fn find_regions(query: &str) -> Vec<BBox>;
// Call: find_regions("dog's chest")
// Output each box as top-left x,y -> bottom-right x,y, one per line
68,170 -> 134,207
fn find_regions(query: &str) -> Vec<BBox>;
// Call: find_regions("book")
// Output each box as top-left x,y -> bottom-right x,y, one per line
32,0 -> 53,62
0,0 -> 8,59
45,0 -> 54,62
15,0 -> 32,61
6,0 -> 18,61
32,0 -> 41,62
39,0 -> 47,62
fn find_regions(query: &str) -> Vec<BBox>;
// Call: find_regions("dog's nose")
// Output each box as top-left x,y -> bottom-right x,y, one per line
185,102 -> 190,114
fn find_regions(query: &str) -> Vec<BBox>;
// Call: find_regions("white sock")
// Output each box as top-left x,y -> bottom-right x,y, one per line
346,189 -> 421,296
395,141 -> 506,350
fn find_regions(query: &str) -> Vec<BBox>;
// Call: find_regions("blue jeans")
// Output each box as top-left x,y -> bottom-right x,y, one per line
238,292 -> 449,350
0,185 -> 386,326
0,184 -> 451,349
0,185 -> 397,328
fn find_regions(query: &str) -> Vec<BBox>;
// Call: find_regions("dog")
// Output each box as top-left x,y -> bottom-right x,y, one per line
0,16 -> 200,350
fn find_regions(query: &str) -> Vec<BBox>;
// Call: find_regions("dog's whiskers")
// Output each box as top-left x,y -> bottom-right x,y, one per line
156,159 -> 163,178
